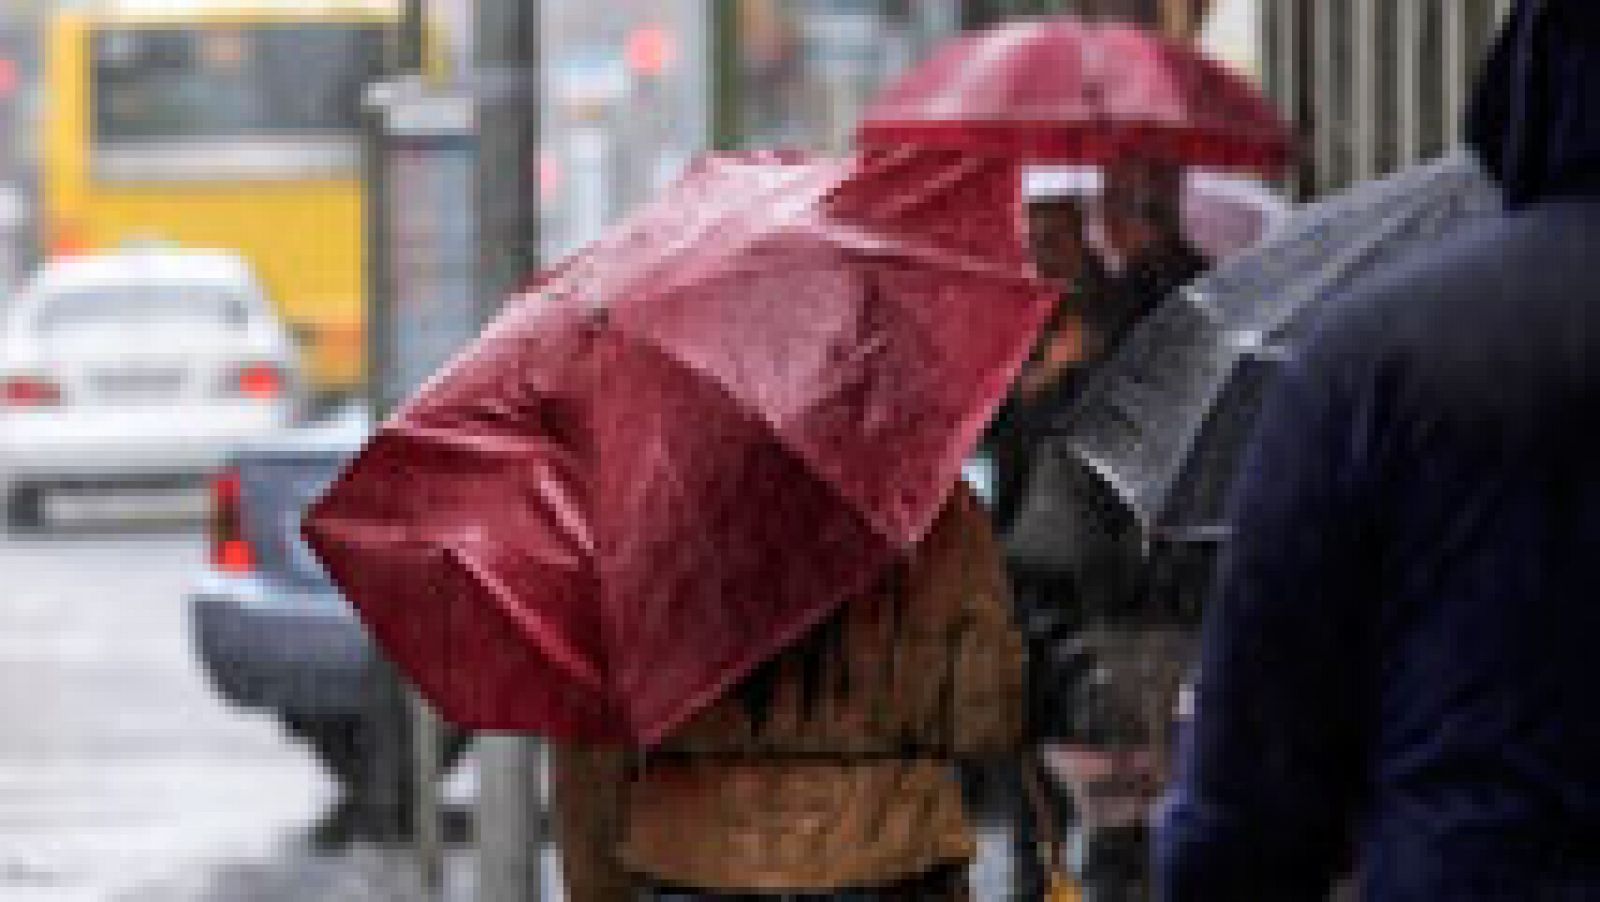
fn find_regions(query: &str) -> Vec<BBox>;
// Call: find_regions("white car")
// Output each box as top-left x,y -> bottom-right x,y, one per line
0,251 -> 302,528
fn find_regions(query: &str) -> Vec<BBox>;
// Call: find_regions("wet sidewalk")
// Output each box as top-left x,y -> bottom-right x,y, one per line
118,822 -> 1018,901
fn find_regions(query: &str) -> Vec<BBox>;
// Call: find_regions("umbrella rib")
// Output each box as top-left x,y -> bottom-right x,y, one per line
611,329 -> 910,548
601,339 -> 903,743
1073,449 -> 1154,528
923,24 -> 1038,121
1095,154 -> 1495,530
818,221 -> 1040,286
1142,361 -> 1251,531
1222,153 -> 1487,336
844,152 -> 990,225
439,540 -> 608,693
385,423 -> 596,559
1254,202 -> 1438,337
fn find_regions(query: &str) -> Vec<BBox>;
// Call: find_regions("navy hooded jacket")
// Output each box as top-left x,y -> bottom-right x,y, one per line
1156,1 -> 1600,898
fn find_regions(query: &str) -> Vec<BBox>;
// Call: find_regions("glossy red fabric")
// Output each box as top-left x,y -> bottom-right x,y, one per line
859,19 -> 1293,174
304,150 -> 1055,744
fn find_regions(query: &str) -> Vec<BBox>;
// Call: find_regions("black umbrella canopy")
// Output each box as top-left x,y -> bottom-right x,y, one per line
1060,150 -> 1501,539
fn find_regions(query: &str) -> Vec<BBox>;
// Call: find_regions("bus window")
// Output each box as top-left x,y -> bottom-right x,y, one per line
91,24 -> 389,143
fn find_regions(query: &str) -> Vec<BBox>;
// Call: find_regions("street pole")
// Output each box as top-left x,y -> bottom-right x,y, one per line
710,0 -> 742,151
365,74 -> 482,899
963,0 -> 1006,28
476,0 -> 540,303
393,3 -> 443,896
473,0 -> 544,895
401,0 -> 426,73
369,1 -> 449,894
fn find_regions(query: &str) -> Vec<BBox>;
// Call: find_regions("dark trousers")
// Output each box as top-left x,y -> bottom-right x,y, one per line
961,759 -> 1050,901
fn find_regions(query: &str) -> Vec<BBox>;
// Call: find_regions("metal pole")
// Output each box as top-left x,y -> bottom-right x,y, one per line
1397,0 -> 1423,166
1442,0 -> 1468,144
391,3 -> 441,895
1268,0 -> 1307,199
963,0 -> 1006,29
1350,0 -> 1378,182
475,0 -> 540,310
373,0 -> 447,888
1312,0 -> 1339,193
362,87 -> 397,421
412,698 -> 444,894
474,0 -> 544,897
401,0 -> 426,73
710,0 -> 743,151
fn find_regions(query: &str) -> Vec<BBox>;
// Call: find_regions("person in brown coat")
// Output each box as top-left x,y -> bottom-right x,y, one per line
553,484 -> 1025,901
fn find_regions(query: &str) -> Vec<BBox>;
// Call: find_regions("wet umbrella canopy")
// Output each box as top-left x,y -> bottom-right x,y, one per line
304,150 -> 1055,744
858,18 -> 1293,174
1061,150 -> 1501,540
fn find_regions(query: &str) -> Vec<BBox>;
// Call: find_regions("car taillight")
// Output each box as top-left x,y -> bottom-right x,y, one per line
230,363 -> 286,400
48,221 -> 90,258
1,376 -> 63,408
210,469 -> 256,574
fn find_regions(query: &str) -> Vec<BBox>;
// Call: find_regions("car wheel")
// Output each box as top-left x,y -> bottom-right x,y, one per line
5,485 -> 44,533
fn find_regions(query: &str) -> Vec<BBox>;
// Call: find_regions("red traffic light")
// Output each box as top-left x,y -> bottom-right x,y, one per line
625,26 -> 676,78
538,151 -> 563,203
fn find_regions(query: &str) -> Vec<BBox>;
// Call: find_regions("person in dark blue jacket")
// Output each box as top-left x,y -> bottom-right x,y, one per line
1155,1 -> 1600,898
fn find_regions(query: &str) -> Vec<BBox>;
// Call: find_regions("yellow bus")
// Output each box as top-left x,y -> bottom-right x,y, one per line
43,0 -> 405,396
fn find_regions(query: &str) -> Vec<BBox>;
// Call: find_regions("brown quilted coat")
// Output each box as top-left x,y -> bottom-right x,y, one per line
554,485 -> 1024,898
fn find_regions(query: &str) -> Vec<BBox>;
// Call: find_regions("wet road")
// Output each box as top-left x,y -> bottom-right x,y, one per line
0,517 -> 1018,901
0,522 -> 476,901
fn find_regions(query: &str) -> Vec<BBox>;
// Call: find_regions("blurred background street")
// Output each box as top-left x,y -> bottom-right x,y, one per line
1,518 -> 1047,901
2,521 -> 332,895
0,522 -> 324,900
0,514 -> 1029,900
0,0 -> 1515,898
0,515 -> 483,901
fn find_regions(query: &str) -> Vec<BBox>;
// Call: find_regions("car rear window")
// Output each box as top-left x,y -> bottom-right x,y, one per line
35,284 -> 252,333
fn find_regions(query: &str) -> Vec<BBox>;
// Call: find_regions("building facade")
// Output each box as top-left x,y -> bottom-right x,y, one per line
1261,0 -> 1511,197
966,0 -> 1212,37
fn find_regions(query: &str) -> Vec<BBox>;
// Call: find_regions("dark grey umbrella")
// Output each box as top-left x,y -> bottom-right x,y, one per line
1061,150 -> 1501,542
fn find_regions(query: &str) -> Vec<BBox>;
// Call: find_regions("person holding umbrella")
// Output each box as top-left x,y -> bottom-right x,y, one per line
980,172 -> 1107,902
303,153 -> 1054,900
858,18 -> 1291,899
1094,159 -> 1209,350
1158,0 -> 1600,897
1050,147 -> 1501,901
991,174 -> 1109,531
1014,156 -> 1213,902
556,484 -> 1024,901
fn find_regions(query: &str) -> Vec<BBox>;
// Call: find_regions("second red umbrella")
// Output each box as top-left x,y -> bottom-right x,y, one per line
859,18 -> 1293,174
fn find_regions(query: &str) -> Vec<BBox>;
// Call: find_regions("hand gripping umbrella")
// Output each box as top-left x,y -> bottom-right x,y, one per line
303,149 -> 1055,744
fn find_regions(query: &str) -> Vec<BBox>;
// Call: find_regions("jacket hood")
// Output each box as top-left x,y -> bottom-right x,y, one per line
1468,0 -> 1600,207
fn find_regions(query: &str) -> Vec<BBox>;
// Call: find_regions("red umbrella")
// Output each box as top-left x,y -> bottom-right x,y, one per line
304,150 -> 1055,744
859,19 -> 1293,173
